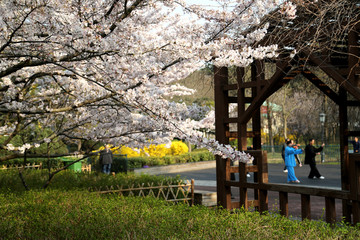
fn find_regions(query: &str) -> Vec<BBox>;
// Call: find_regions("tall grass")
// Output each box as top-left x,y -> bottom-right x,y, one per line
0,190 -> 359,239
0,170 -> 183,193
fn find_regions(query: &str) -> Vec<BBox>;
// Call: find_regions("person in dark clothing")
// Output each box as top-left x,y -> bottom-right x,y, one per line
349,137 -> 360,153
281,138 -> 290,172
99,144 -> 113,174
304,138 -> 325,179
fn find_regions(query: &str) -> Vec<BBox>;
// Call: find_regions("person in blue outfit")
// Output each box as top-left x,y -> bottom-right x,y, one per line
285,140 -> 303,183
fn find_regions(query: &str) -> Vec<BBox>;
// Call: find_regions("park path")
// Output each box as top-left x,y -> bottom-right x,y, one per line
159,163 -> 344,221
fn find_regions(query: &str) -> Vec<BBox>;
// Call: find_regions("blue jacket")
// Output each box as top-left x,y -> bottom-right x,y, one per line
285,146 -> 303,167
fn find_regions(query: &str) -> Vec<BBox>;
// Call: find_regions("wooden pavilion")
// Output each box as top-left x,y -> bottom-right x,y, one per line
214,1 -> 360,224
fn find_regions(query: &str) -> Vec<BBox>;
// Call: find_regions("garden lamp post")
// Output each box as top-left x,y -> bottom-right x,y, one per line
319,112 -> 326,162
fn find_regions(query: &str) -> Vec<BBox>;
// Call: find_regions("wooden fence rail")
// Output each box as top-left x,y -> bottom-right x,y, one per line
220,150 -> 360,225
90,179 -> 195,205
0,163 -> 42,170
0,163 -> 92,172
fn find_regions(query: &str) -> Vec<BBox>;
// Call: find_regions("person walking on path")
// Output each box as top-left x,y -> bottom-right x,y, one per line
99,144 -> 113,174
349,137 -> 360,153
282,138 -> 290,172
304,138 -> 325,179
285,140 -> 303,183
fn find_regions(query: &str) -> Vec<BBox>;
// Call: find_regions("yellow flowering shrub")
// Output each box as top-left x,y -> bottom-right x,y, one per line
94,141 -> 189,158
143,144 -> 170,157
169,141 -> 189,155
117,146 -> 141,158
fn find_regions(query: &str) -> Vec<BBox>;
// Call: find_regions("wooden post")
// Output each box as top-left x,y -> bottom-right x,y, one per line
325,197 -> 336,224
301,194 -> 311,220
251,60 -> 264,150
214,66 -> 231,209
339,87 -> 351,222
237,67 -> 247,151
258,151 -> 268,213
239,162 -> 248,210
349,154 -> 360,224
279,191 -> 288,217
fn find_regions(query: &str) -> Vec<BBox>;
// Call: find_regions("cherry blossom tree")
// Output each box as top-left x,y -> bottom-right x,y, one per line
0,0 -> 297,171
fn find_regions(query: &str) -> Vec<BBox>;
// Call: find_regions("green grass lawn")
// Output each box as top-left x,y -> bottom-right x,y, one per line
0,170 -> 359,239
1,190 -> 359,239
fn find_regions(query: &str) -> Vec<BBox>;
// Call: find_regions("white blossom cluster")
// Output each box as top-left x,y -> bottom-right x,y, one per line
0,0 -> 298,163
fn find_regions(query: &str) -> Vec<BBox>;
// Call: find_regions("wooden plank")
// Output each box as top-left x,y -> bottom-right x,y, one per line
301,194 -> 311,220
224,181 -> 351,200
191,179 -> 195,206
239,80 -> 267,88
228,96 -> 238,103
229,165 -> 258,175
225,131 -> 262,139
224,117 -> 238,123
223,84 -> 238,91
279,191 -> 288,217
248,200 -> 259,208
346,101 -> 360,107
325,197 -> 336,224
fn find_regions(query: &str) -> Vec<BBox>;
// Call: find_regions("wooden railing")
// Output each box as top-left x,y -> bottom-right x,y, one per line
90,179 -> 195,205
0,163 -> 42,170
0,163 -> 92,172
81,164 -> 91,172
223,150 -> 360,224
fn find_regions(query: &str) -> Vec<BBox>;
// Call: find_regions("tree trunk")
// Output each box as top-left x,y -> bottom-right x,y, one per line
266,100 -> 275,153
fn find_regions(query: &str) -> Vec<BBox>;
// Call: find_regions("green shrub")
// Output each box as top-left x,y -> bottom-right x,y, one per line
126,149 -> 214,169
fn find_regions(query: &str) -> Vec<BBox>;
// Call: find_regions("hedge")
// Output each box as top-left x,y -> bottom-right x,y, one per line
1,149 -> 215,173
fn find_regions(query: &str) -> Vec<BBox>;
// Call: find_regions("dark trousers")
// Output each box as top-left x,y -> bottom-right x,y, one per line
308,162 -> 321,178
282,156 -> 286,170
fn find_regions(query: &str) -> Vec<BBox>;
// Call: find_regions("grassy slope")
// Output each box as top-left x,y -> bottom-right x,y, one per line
1,190 -> 359,240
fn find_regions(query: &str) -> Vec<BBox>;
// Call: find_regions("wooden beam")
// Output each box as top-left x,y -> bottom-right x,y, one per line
306,51 -> 360,101
239,60 -> 294,124
301,68 -> 340,104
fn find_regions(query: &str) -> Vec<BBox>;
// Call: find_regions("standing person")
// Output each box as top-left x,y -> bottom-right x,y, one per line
304,138 -> 325,179
285,140 -> 303,183
291,139 -> 302,167
281,138 -> 290,172
349,137 -> 360,153
99,144 -> 113,174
